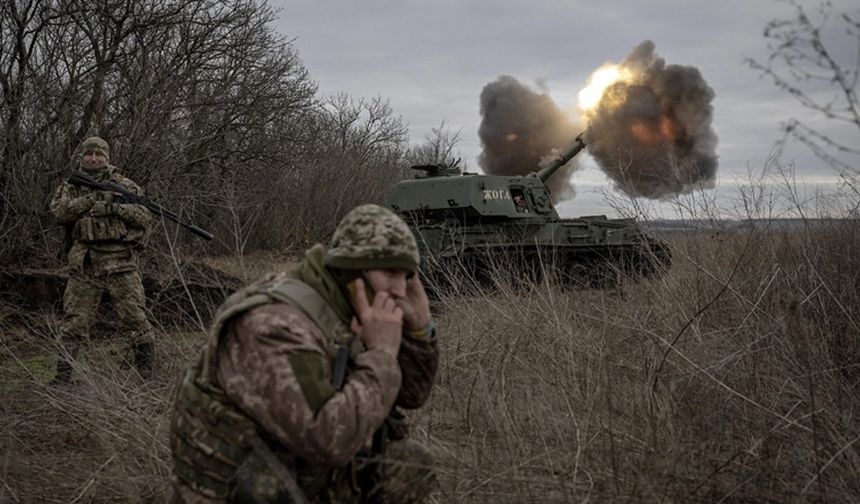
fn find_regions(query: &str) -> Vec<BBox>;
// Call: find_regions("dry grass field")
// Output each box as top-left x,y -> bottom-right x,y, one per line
1,218 -> 858,503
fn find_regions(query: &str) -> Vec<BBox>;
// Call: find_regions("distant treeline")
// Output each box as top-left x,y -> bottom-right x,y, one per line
0,0 -> 459,264
648,218 -> 858,234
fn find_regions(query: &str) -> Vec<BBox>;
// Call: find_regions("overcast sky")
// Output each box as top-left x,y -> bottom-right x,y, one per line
271,0 -> 859,218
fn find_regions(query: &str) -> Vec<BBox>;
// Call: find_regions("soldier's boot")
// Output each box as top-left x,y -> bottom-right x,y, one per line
49,356 -> 74,386
133,342 -> 154,379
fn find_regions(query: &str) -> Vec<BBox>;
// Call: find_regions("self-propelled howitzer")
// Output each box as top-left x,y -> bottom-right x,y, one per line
385,133 -> 671,289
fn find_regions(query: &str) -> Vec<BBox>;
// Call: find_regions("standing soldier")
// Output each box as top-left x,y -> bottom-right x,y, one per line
49,136 -> 154,383
169,204 -> 438,503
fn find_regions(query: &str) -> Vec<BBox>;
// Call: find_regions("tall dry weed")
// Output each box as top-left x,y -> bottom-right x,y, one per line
1,218 -> 858,503
1,316 -> 204,502
417,217 -> 859,502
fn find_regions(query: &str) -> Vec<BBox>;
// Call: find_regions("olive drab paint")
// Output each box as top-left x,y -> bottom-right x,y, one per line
385,136 -> 673,288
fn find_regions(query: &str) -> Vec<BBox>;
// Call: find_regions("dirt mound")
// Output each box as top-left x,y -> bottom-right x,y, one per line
0,261 -> 241,329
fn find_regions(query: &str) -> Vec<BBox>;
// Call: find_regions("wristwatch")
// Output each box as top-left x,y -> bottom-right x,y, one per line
404,319 -> 436,341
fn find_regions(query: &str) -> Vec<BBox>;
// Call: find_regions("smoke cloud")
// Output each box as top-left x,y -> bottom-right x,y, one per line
478,75 -> 581,201
584,40 -> 719,198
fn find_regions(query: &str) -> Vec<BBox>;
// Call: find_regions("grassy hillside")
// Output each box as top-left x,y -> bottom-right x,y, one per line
1,219 -> 858,502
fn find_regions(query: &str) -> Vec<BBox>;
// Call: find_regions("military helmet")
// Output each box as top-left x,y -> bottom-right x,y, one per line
325,204 -> 419,273
80,136 -> 110,159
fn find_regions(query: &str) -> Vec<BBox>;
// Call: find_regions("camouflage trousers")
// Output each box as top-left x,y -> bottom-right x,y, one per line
57,269 -> 153,359
324,439 -> 436,504
170,439 -> 435,504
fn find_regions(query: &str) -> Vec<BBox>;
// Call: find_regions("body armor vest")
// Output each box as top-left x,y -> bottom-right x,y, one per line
69,172 -> 146,245
72,214 -> 131,243
170,273 -> 347,502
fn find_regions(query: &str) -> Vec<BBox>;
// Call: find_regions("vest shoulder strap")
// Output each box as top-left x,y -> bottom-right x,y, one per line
202,274 -> 347,383
265,278 -> 345,345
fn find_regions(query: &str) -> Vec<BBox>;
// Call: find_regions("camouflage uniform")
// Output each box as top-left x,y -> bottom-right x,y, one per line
169,205 -> 439,503
49,137 -> 154,381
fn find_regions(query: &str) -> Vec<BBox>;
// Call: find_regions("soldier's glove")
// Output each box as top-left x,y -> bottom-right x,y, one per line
72,196 -> 95,214
386,407 -> 409,440
113,203 -> 132,221
89,200 -> 116,217
94,191 -> 116,204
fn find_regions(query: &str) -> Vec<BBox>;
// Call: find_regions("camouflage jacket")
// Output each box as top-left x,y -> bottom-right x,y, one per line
219,302 -> 437,457
50,166 -> 151,275
170,247 -> 439,503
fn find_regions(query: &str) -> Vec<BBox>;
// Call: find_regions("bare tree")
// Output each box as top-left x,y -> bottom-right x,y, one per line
275,92 -> 410,246
746,1 -> 860,206
0,0 -> 320,261
406,120 -> 464,167
321,93 -> 408,167
0,0 -> 441,262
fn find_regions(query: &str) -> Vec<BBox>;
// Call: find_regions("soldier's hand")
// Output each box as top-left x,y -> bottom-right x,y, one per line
98,190 -> 124,202
98,191 -> 114,204
73,196 -> 95,213
397,274 -> 431,332
351,278 -> 402,357
89,200 -> 116,217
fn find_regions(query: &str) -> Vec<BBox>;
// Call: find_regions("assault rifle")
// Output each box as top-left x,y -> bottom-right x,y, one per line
69,170 -> 214,241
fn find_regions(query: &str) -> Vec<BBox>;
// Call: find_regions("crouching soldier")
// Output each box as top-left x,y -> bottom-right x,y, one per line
168,204 -> 439,503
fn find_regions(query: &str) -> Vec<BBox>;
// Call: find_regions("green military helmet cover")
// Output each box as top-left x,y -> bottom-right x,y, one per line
325,204 -> 420,274
81,136 -> 110,160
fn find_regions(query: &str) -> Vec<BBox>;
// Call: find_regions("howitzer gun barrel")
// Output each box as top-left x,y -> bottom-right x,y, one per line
532,132 -> 587,183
